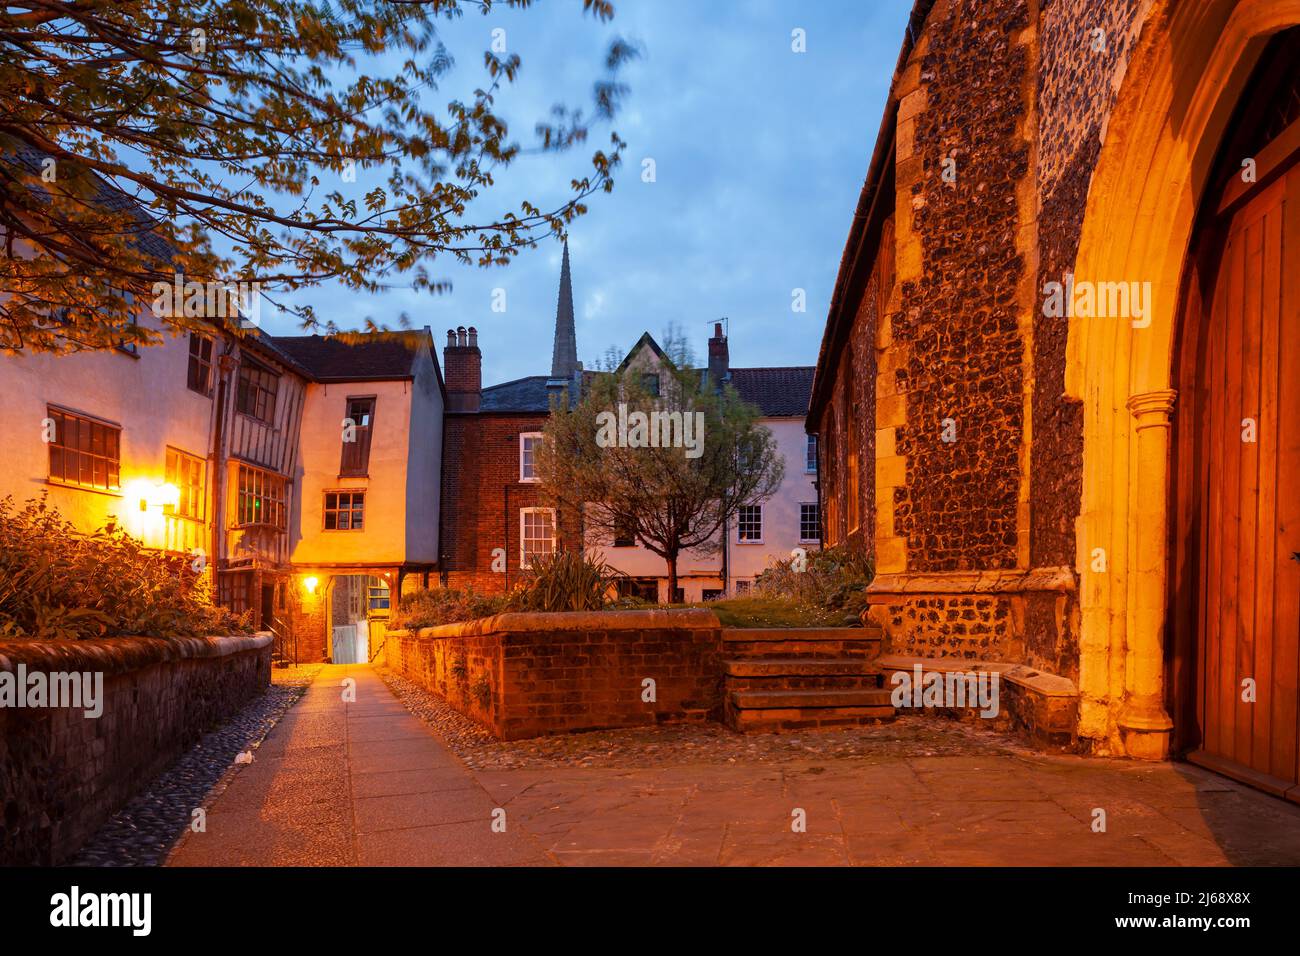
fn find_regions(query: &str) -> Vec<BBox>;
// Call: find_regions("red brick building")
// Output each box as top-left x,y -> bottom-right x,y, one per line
438,243 -> 584,591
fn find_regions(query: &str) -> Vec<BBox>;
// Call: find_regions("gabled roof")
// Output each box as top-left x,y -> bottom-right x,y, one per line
480,375 -> 553,413
729,366 -> 814,417
614,332 -> 671,374
271,331 -> 429,382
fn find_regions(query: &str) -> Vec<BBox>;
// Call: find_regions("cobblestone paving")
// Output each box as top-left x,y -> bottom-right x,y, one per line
69,665 -> 322,867
377,666 -> 1021,770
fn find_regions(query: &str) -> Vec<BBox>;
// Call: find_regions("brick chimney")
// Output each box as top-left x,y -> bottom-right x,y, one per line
708,320 -> 729,386
444,325 -> 481,412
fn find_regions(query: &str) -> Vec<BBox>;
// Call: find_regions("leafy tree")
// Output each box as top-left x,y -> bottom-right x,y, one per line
536,331 -> 784,599
0,0 -> 634,352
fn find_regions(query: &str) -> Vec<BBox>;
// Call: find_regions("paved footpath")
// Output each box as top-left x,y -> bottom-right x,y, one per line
170,664 -> 1300,866
168,665 -> 552,866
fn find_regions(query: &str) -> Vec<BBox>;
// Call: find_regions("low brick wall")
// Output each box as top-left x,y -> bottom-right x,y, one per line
383,610 -> 723,739
0,633 -> 272,865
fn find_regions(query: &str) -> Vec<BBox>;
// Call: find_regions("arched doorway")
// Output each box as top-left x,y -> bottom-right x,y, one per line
1170,28 -> 1300,796
1065,0 -> 1300,762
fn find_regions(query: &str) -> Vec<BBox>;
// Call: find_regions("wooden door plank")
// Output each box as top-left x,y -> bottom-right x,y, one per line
1254,202 -> 1282,775
1203,234 -> 1230,757
1218,227 -> 1246,761
1236,214 -> 1263,767
1273,168 -> 1300,784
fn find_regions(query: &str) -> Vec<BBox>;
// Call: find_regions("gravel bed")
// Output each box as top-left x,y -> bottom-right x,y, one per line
68,665 -> 322,867
376,666 -> 1022,772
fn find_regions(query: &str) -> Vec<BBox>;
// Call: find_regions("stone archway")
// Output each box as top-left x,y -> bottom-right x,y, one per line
1065,0 -> 1300,757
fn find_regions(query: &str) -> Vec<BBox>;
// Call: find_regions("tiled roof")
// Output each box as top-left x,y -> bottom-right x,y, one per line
480,375 -> 554,413
479,365 -> 814,418
271,333 -> 425,381
728,366 -> 814,417
6,144 -> 176,261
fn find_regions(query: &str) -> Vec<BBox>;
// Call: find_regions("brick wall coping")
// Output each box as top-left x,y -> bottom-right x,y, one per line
393,608 -> 721,640
0,632 -> 273,677
867,567 -> 1077,596
876,654 -> 1078,698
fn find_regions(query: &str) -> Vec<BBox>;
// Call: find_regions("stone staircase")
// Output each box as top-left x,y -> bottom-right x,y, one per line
722,626 -> 895,733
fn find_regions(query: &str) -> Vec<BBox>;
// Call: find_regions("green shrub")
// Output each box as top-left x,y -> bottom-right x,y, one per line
392,551 -> 622,628
749,544 -> 875,622
0,494 -> 252,640
516,550 -> 622,612
388,586 -> 512,631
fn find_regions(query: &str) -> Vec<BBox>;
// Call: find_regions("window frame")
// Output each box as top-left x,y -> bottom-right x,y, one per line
45,405 -> 122,493
339,395 -> 376,477
165,447 -> 207,521
805,434 -> 818,474
519,432 -> 543,483
519,506 -> 557,568
323,489 -> 366,531
187,333 -> 214,396
367,575 -> 391,612
799,502 -> 821,544
612,516 -> 636,548
234,462 -> 288,530
736,504 -> 763,544
235,357 -> 279,424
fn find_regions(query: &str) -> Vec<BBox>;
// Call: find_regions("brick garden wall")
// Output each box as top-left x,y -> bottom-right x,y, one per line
0,633 -> 272,865
383,610 -> 724,739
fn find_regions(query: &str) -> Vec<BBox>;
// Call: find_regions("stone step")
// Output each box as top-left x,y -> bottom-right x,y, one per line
722,658 -> 883,691
721,627 -> 882,660
729,688 -> 894,710
724,687 -> 896,733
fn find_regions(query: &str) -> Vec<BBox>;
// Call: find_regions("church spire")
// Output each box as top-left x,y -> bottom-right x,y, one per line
550,239 -> 579,380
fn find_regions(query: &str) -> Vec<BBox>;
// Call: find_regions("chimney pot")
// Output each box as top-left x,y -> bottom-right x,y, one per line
444,325 -> 481,411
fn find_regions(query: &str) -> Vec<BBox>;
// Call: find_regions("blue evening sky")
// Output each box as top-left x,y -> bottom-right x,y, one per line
267,0 -> 912,385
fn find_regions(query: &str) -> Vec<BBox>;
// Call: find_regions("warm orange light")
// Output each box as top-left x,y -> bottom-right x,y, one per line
303,576 -> 320,594
125,479 -> 180,513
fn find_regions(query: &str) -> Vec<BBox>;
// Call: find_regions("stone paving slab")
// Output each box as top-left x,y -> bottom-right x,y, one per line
473,753 -> 1300,866
169,663 -> 1300,867
167,665 -> 552,867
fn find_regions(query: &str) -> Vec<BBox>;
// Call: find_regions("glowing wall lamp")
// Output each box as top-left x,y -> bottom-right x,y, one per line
302,576 -> 320,595
122,479 -> 180,544
125,479 -> 180,514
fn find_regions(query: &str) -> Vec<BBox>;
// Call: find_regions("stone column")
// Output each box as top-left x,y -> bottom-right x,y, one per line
1119,389 -> 1177,758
